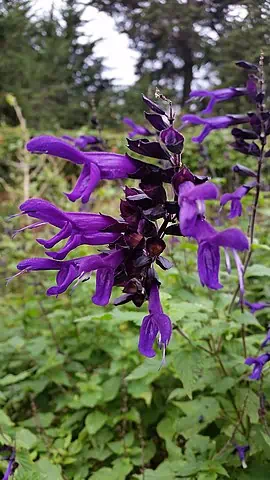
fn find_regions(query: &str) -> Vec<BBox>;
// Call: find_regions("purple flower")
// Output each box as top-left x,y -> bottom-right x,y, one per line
123,117 -> 154,138
138,281 -> 172,359
62,135 -> 101,150
244,300 -> 270,315
16,249 -> 124,304
17,198 -> 122,259
220,183 -> 256,219
188,87 -> 248,114
26,136 -> 147,203
245,353 -> 270,380
261,328 -> 270,348
181,114 -> 249,143
189,218 -> 248,290
178,181 -> 219,236
233,444 -> 250,469
160,126 -> 184,154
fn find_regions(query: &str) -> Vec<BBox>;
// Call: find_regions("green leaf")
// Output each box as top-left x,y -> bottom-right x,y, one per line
16,428 -> 38,449
102,376 -> 121,402
112,458 -> 133,479
37,458 -> 63,480
17,449 -> 38,473
173,350 -> 204,399
0,371 -> 32,386
127,380 -> 152,405
232,311 -> 262,328
126,359 -> 161,381
212,377 -> 237,394
197,473 -> 217,480
246,264 -> 270,277
0,409 -> 14,426
79,391 -> 102,407
85,411 -> 108,435
89,467 -> 116,480
157,417 -> 177,440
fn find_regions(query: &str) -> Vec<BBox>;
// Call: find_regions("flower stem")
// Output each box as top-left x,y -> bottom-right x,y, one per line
228,140 -> 265,314
228,51 -> 266,314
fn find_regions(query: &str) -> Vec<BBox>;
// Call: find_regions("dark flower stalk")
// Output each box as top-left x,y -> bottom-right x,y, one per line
228,52 -> 267,313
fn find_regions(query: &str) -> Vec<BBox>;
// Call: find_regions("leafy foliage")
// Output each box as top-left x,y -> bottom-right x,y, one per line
1,120 -> 270,478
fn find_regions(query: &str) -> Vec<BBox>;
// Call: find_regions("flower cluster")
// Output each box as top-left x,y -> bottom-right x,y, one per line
182,59 -> 270,382
12,60 -> 270,362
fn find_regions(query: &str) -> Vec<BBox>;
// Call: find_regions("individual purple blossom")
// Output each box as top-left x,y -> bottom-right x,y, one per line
233,444 -> 250,469
188,218 -> 248,290
261,328 -> 270,349
26,136 -> 148,203
245,353 -> 270,380
244,300 -> 270,315
181,114 -> 249,143
17,198 -> 122,260
220,182 -> 256,219
188,87 -> 248,114
178,181 -> 219,236
123,117 -> 154,138
138,280 -> 172,360
62,135 -> 101,150
16,249 -> 124,304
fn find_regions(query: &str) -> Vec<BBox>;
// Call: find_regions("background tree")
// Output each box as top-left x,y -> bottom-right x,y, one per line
88,0 -> 269,109
0,0 -> 110,128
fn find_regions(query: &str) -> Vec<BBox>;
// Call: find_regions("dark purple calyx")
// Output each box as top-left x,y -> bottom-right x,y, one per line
231,127 -> 258,140
160,126 -> 184,154
231,138 -> 260,157
142,94 -> 166,115
127,138 -> 171,161
235,60 -> 258,71
144,112 -> 169,131
172,165 -> 209,193
232,164 -> 257,178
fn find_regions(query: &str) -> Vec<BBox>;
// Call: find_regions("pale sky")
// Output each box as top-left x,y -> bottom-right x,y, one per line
33,0 -> 138,86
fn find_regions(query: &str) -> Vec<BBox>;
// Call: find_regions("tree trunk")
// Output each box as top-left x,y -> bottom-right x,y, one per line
182,59 -> 193,107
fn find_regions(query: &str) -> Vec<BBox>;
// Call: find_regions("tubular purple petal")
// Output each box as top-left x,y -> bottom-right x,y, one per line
65,163 -> 92,202
85,152 -> 144,178
185,182 -> 219,201
211,228 -> 249,251
92,268 -> 115,306
81,162 -> 101,203
138,282 -> 172,357
138,315 -> 159,357
20,198 -> 68,228
197,242 -> 223,290
37,222 -> 72,248
27,135 -> 86,165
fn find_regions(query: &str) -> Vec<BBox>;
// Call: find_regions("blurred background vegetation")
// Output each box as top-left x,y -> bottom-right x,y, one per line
0,0 -> 269,129
1,1 -> 270,479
